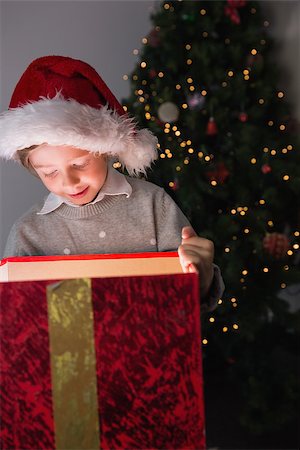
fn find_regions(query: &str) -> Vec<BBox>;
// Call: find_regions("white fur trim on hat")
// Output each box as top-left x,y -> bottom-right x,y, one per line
0,93 -> 158,175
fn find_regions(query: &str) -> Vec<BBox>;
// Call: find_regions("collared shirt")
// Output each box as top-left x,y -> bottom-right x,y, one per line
37,165 -> 132,215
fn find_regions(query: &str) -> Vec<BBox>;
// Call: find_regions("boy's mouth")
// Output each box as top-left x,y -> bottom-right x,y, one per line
69,187 -> 89,199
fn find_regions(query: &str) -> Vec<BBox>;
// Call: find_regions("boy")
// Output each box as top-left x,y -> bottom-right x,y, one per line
0,55 -> 224,309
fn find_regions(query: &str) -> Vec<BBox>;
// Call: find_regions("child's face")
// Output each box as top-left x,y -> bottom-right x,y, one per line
29,144 -> 108,205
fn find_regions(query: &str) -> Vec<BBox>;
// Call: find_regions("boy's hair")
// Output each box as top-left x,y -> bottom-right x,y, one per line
17,146 -> 39,176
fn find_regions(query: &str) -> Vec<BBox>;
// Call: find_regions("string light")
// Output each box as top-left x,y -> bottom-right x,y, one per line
140,61 -> 147,68
251,158 -> 257,164
122,74 -> 128,81
283,175 -> 290,181
251,48 -> 258,55
202,32 -> 208,38
259,98 -> 265,104
164,3 -> 170,10
113,162 -> 122,169
228,70 -> 234,77
133,75 -> 138,81
268,120 -> 274,126
211,180 -> 217,186
186,59 -> 193,65
158,71 -> 164,77
279,125 -> 286,131
268,220 -> 274,227
201,90 -> 207,96
218,299 -> 223,305
244,228 -> 250,234
225,247 -> 230,253
294,231 -> 300,237
281,283 -> 287,289
233,324 -> 239,330
222,81 -> 228,87
142,37 -> 148,44
223,327 -> 228,333
263,267 -> 269,273
182,103 -> 188,109
293,244 -> 299,250
263,147 -> 269,153
282,148 -> 288,154
202,339 -> 208,345
160,154 -> 166,159
277,91 -> 284,98
185,44 -> 191,50
209,317 -> 215,323
133,49 -> 139,55
271,149 -> 276,155
200,9 -> 206,15
176,166 -> 181,172
259,199 -> 266,205
176,84 -> 181,90
122,105 -> 128,112
287,145 -> 293,150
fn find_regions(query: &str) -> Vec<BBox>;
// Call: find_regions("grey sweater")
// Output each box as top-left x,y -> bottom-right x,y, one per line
4,176 -> 224,308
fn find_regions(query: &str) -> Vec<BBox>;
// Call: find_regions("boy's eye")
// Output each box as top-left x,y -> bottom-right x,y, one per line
73,161 -> 89,169
44,170 -> 57,178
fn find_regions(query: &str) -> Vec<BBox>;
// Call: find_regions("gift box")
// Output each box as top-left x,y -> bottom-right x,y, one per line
0,272 -> 205,449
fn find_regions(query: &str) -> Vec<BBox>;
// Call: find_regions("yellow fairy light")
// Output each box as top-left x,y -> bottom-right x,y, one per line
233,324 -> 239,330
222,81 -> 228,87
263,267 -> 269,273
259,98 -> 264,104
218,299 -> 223,305
122,74 -> 128,81
211,181 -> 217,186
113,162 -> 121,169
164,128 -> 170,133
167,153 -> 173,158
122,105 -> 128,112
187,77 -> 193,83
281,283 -> 286,289
176,84 -> 181,90
259,199 -> 266,205
142,80 -> 147,86
185,44 -> 191,50
140,61 -> 147,68
284,265 -> 289,270
184,158 -> 189,164
231,297 -> 237,303
200,9 -> 206,15
267,220 -> 274,227
204,156 -> 210,162
172,126 -> 177,131
251,158 -> 257,164
201,90 -> 207,96
240,211 -> 246,216
186,140 -> 192,145
164,3 -> 170,9
169,181 -> 174,188
182,103 -> 188,109
202,339 -> 208,345
180,142 -> 186,147
189,86 -> 195,92
165,149 -> 170,154
294,231 -> 299,237
287,145 -> 293,150
158,72 -> 164,77
138,89 -> 144,95
271,149 -> 276,155
244,75 -> 250,80
139,97 -> 145,103
176,166 -> 181,172
198,151 -> 204,158
231,209 -> 237,214
283,175 -> 290,181
160,153 -> 166,159
282,148 -> 288,154
277,91 -> 284,98
263,147 -> 269,153
133,49 -> 139,55
187,59 -> 193,65
228,70 -> 234,77
293,244 -> 299,250
242,270 -> 248,276
165,123 -> 170,128
268,120 -> 274,126
209,317 -> 215,323
188,148 -> 194,154
280,125 -> 286,131
223,327 -> 228,333
243,69 -> 250,75
225,247 -> 230,253
244,228 -> 250,234
133,75 -> 138,81
145,112 -> 151,120
287,250 -> 293,256
142,37 -> 148,44
251,48 -> 258,55
175,131 -> 181,136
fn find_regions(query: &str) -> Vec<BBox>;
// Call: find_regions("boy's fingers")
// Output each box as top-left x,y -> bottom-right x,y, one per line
181,226 -> 197,240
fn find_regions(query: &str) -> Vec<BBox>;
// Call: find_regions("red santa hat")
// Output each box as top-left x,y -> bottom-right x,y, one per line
0,55 -> 158,174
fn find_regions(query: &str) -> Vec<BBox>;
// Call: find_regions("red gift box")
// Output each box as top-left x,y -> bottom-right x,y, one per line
0,273 -> 205,449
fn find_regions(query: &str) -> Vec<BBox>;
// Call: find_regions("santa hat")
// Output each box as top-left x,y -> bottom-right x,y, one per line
0,55 -> 158,174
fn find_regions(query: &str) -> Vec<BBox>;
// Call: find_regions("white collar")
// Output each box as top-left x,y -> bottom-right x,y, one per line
37,165 -> 132,215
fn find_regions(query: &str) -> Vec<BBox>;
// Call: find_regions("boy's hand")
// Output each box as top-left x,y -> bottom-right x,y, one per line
178,226 -> 214,298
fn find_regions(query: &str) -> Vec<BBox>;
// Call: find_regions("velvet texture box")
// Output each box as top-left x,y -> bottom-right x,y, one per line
0,273 -> 205,449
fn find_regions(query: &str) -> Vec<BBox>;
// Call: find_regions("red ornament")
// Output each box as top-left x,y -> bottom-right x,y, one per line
206,162 -> 230,184
261,164 -> 272,174
224,0 -> 246,25
239,112 -> 248,122
263,233 -> 290,259
206,117 -> 218,136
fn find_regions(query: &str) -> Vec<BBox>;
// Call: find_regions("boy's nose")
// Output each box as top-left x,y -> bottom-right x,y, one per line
62,171 -> 80,187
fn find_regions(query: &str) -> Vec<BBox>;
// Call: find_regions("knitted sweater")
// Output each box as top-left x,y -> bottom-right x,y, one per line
4,177 -> 191,257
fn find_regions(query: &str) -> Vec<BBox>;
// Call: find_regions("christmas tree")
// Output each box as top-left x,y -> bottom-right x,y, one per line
123,0 -> 299,440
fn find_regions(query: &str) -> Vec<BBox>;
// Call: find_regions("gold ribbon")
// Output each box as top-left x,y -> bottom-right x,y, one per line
47,278 -> 100,450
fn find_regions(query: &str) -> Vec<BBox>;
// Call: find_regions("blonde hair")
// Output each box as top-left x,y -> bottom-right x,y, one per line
16,145 -> 40,176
